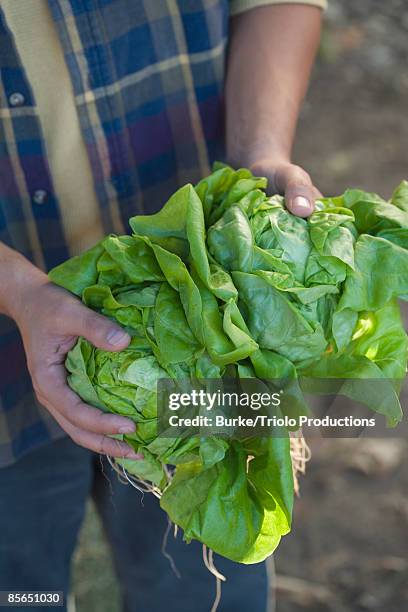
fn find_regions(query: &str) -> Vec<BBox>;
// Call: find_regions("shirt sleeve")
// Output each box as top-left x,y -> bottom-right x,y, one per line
230,0 -> 327,16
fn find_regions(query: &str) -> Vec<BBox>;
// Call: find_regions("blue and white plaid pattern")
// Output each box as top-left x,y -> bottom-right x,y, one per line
0,0 -> 233,466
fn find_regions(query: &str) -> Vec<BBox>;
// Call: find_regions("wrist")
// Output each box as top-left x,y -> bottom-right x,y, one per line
227,145 -> 291,173
246,156 -> 292,176
0,248 -> 48,321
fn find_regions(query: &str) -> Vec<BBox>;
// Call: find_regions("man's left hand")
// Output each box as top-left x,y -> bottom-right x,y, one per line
249,159 -> 322,218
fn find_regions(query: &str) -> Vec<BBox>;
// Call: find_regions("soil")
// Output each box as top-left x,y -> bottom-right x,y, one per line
274,438 -> 408,612
276,3 -> 408,610
295,0 -> 408,201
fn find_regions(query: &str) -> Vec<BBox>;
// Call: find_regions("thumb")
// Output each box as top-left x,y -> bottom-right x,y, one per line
275,165 -> 316,218
70,302 -> 131,351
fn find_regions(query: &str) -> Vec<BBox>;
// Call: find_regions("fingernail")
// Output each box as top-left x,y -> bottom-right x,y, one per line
119,424 -> 136,434
293,196 -> 312,212
106,329 -> 130,347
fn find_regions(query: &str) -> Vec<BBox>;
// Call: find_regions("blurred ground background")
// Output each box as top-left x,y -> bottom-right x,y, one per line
72,1 -> 408,610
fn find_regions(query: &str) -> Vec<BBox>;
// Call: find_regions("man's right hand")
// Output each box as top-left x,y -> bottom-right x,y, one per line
2,245 -> 142,460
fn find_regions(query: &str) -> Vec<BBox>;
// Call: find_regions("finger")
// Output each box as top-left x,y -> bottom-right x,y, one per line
275,165 -> 316,218
65,301 -> 131,352
36,364 -> 137,435
47,405 -> 143,460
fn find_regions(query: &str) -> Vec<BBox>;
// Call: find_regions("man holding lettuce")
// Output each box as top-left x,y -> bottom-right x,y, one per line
0,1 -> 325,610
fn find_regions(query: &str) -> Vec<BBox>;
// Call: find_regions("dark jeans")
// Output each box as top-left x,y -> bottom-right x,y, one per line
0,437 -> 268,612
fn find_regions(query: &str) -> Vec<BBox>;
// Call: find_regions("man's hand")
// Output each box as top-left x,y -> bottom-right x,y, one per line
249,159 -> 322,218
4,253 -> 142,460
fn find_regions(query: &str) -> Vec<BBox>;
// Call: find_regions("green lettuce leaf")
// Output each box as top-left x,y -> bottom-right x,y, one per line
49,164 -> 408,565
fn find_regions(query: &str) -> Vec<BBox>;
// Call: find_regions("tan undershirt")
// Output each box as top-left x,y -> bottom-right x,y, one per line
2,0 -> 104,256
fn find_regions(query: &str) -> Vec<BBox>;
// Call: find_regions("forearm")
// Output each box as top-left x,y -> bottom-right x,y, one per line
226,4 -> 322,168
0,242 -> 47,318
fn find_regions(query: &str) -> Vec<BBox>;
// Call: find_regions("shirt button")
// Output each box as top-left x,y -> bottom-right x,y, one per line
9,92 -> 25,107
32,189 -> 48,205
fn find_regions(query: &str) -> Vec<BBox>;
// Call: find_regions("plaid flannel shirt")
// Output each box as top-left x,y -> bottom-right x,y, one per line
0,0 -> 233,466
0,0 -> 325,466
